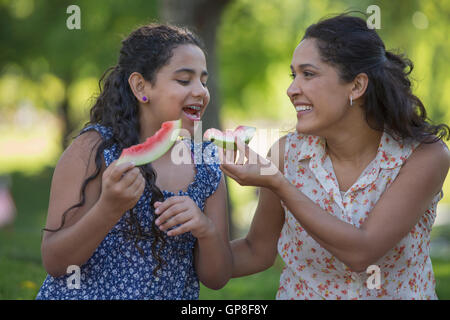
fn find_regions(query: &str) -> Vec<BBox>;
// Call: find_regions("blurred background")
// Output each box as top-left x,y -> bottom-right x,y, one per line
0,0 -> 449,299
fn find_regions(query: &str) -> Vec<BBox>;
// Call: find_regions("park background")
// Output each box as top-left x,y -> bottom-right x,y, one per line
0,0 -> 449,299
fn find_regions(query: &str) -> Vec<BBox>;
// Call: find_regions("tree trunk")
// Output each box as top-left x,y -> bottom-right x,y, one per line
159,0 -> 230,131
159,0 -> 237,238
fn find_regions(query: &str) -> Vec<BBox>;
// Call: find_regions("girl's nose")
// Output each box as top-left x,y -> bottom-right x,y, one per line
192,80 -> 208,98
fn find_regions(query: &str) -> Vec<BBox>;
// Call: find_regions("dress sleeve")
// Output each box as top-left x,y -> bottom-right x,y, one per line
197,141 -> 223,199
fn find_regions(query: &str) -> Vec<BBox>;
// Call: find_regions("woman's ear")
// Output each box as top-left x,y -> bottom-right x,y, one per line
351,72 -> 369,101
128,72 -> 149,103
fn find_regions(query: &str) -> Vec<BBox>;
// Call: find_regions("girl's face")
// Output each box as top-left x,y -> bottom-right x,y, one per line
146,44 -> 210,134
287,38 -> 353,136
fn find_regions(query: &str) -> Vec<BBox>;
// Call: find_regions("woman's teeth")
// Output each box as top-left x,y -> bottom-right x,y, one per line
295,105 -> 313,112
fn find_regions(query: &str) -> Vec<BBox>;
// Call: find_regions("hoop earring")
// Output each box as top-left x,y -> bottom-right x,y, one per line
349,95 -> 353,106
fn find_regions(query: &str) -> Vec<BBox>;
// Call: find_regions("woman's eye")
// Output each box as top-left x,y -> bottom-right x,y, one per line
177,80 -> 190,85
303,71 -> 314,77
290,73 -> 296,79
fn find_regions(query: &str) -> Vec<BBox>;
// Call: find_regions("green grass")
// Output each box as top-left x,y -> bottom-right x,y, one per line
1,167 -> 449,300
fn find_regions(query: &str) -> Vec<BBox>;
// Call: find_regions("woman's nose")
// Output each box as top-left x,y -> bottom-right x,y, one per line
287,80 -> 302,99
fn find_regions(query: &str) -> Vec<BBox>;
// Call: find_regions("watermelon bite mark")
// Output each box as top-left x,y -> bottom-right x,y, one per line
116,119 -> 182,166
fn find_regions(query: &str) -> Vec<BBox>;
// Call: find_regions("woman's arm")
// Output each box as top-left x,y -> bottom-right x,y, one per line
222,138 -> 449,273
271,140 -> 450,272
230,136 -> 286,277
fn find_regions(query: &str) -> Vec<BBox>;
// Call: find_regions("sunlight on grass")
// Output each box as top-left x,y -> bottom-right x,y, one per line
0,112 -> 61,176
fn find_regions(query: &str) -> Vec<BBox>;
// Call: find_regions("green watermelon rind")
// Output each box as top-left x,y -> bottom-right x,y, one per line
203,125 -> 256,150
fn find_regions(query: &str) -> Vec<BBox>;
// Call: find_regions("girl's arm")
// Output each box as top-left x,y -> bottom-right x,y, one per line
223,138 -> 450,273
41,132 -> 145,277
194,174 -> 233,289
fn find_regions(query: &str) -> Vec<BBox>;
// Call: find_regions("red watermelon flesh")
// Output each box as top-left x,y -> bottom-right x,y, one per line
116,119 -> 182,166
203,125 -> 256,150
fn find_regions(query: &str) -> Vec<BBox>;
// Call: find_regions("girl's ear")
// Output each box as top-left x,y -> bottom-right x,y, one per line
128,72 -> 149,103
351,72 -> 369,101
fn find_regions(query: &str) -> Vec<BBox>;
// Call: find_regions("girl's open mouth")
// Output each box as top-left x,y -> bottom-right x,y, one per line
182,106 -> 201,121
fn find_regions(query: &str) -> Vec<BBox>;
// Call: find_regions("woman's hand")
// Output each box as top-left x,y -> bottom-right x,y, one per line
98,160 -> 146,220
219,137 -> 283,190
154,196 -> 214,239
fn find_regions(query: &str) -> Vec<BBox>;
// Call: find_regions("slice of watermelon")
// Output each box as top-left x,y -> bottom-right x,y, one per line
203,125 -> 256,150
116,119 -> 182,166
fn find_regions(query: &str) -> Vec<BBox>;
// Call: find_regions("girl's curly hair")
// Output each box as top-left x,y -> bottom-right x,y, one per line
43,23 -> 204,275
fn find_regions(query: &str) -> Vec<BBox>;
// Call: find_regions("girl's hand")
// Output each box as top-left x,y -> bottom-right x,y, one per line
98,160 -> 146,219
154,196 -> 214,239
219,138 -> 283,189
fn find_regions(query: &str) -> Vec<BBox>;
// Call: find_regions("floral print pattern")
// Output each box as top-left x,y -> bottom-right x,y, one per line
36,125 -> 222,300
277,131 -> 442,300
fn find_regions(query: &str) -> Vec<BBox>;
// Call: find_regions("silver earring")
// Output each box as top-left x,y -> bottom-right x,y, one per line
350,95 -> 353,106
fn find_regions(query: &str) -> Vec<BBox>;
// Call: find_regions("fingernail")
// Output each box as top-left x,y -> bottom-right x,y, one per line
155,219 -> 159,225
155,208 -> 160,214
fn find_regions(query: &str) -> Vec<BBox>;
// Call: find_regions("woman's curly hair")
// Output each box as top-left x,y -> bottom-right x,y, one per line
303,13 -> 449,143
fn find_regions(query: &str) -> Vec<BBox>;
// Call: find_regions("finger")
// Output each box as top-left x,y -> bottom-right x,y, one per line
119,167 -> 141,188
109,161 -> 135,182
220,164 -> 242,183
224,148 -> 236,165
167,220 -> 195,237
159,210 -> 191,232
235,137 -> 253,163
154,201 -> 162,208
235,140 -> 246,165
154,196 -> 183,214
155,203 -> 186,227
129,175 -> 146,197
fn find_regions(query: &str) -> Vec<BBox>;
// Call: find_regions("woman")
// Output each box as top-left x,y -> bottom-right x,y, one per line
221,14 -> 450,299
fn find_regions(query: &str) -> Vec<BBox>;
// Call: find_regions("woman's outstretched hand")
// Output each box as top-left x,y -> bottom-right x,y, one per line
219,137 -> 283,190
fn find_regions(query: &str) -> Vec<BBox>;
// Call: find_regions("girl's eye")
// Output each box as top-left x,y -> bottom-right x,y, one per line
177,80 -> 190,85
290,73 -> 296,79
303,71 -> 314,77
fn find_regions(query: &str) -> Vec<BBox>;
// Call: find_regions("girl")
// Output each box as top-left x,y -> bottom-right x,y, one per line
219,14 -> 449,299
36,24 -> 232,300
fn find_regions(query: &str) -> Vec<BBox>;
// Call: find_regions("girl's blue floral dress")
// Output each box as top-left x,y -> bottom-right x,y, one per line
36,124 -> 222,300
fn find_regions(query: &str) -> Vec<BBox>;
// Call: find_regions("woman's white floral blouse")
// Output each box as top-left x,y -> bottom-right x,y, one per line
277,131 -> 442,300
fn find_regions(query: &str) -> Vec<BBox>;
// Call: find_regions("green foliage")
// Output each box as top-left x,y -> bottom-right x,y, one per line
217,0 -> 450,128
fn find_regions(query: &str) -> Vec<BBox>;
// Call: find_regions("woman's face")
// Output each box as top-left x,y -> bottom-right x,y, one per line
146,44 -> 210,135
287,38 -> 353,136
